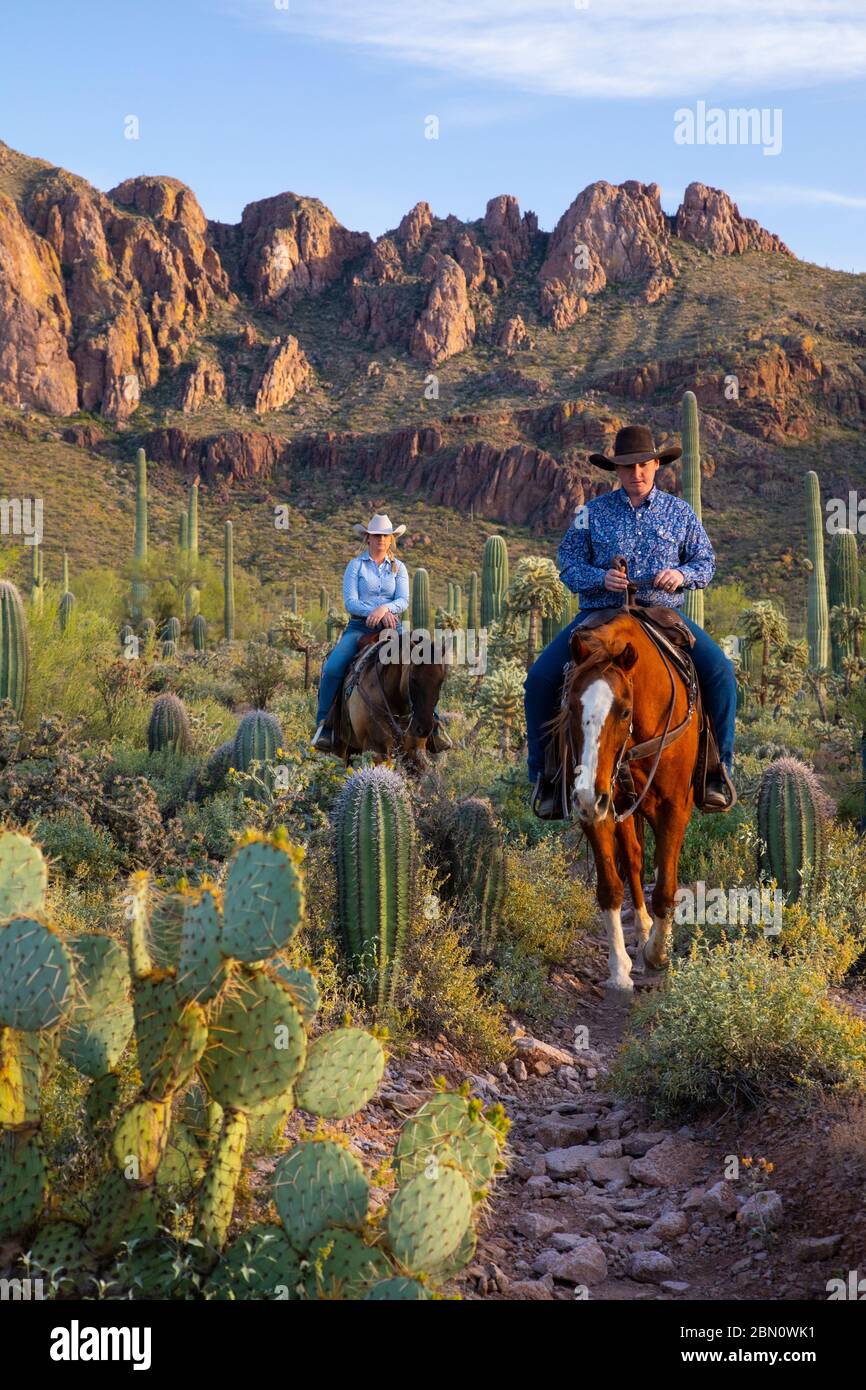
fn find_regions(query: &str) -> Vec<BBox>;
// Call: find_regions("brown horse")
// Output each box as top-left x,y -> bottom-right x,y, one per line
548,611 -> 700,993
343,627 -> 449,767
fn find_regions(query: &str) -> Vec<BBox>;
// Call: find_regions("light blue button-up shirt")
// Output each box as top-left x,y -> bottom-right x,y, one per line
558,485 -> 715,610
343,549 -> 410,618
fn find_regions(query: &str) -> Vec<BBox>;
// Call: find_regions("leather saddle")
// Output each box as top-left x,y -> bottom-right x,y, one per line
568,601 -> 730,814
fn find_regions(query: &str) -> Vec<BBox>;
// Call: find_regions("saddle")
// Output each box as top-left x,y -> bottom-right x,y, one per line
565,598 -> 730,814
320,630 -> 439,760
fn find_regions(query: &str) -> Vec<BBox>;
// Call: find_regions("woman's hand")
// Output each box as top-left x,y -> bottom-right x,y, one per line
366,605 -> 398,628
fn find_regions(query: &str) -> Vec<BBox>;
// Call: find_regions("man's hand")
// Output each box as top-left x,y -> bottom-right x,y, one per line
603,567 -> 630,593
367,605 -> 398,628
653,568 -> 684,593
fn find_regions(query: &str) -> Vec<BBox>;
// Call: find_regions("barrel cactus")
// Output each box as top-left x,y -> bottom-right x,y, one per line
680,391 -> 704,629
232,709 -> 283,774
192,614 -> 208,652
147,694 -> 192,755
757,757 -> 828,904
0,581 -> 29,717
161,639 -> 178,660
481,535 -> 509,627
331,766 -> 417,1010
442,799 -> 507,956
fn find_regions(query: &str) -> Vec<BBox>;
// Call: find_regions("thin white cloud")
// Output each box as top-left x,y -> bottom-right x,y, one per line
247,0 -> 866,99
734,185 -> 866,210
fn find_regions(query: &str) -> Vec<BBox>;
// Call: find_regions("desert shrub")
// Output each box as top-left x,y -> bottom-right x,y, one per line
235,640 -> 287,708
489,835 -> 592,1006
106,744 -> 200,812
669,801 -> 754,887
35,811 -> 122,882
611,938 -> 866,1117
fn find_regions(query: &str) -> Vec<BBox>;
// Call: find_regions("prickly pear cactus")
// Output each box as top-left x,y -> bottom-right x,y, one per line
274,1138 -> 369,1250
295,1027 -> 385,1120
206,1224 -> 301,1300
0,918 -> 74,1031
60,935 -> 133,1077
386,1165 -> 472,1274
0,829 -> 48,919
177,888 -> 227,1004
192,1109 -> 248,1262
199,971 -> 307,1112
221,831 -> 304,962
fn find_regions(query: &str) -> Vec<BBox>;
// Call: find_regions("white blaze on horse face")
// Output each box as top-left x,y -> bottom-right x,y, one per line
576,678 -> 614,818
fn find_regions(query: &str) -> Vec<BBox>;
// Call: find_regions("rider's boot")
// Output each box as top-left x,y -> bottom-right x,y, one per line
702,762 -> 737,811
426,715 -> 453,754
531,772 -> 567,821
311,719 -> 336,753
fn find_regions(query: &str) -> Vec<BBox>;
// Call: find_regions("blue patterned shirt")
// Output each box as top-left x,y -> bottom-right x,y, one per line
558,485 -> 715,610
343,549 -> 410,618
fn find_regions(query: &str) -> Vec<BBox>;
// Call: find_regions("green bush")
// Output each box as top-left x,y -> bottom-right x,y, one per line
612,938 -> 866,1116
34,811 -> 122,882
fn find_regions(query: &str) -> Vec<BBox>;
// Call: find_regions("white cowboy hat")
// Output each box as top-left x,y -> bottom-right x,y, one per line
352,512 -> 407,538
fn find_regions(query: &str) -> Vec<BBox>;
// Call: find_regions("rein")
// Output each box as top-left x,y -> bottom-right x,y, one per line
351,631 -> 417,745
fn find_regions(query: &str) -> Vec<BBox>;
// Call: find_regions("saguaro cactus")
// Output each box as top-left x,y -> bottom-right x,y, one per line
223,522 -> 235,641
443,799 -> 507,957
192,614 -> 208,652
466,571 -> 479,634
232,709 -> 283,774
481,536 -> 509,627
0,581 -> 29,717
186,478 -> 200,622
757,757 -> 827,904
412,569 -> 432,634
132,448 -> 149,623
332,766 -> 417,1010
803,471 -> 829,671
681,391 -> 703,628
829,529 -> 859,672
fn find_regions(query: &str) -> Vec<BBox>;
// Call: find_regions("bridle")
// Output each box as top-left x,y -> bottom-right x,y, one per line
562,559 -> 697,824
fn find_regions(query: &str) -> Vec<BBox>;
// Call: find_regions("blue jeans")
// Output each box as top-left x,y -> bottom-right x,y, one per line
316,618 -> 441,725
523,610 -> 736,783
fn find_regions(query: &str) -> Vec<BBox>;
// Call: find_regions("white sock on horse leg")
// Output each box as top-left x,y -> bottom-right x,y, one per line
601,907 -> 634,992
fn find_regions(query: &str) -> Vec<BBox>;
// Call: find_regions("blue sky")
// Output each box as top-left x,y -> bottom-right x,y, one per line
2,0 -> 865,269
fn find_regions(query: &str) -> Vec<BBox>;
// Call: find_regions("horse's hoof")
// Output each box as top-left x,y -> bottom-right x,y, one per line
604,977 -> 634,997
641,948 -> 670,972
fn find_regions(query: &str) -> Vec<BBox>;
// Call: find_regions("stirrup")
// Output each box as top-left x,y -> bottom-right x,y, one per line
426,717 -> 453,754
531,772 -> 567,821
311,720 -> 335,753
700,764 -> 737,813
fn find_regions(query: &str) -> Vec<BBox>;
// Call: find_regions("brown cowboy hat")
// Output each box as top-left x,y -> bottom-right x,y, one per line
589,424 -> 682,472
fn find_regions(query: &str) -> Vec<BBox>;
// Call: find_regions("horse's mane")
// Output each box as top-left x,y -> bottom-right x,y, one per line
543,635 -> 617,742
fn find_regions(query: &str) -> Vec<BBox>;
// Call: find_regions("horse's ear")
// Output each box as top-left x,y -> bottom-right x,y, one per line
570,631 -> 594,664
614,641 -> 638,672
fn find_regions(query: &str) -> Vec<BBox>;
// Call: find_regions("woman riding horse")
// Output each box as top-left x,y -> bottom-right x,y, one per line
311,512 -> 450,755
524,425 -> 737,818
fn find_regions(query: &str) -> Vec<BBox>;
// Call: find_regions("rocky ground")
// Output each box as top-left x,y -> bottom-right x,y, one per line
308,899 -> 866,1303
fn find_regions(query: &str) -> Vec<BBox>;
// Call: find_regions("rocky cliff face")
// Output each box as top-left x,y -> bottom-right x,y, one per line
0,140 -> 808,432
676,182 -> 792,256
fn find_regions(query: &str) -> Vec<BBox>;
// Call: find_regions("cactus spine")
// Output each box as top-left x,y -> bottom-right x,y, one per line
757,757 -> 827,904
828,529 -> 859,672
681,391 -> 703,629
332,767 -> 417,1011
412,569 -> 432,634
223,521 -> 235,641
804,471 -> 829,671
0,581 -> 29,717
481,535 -> 508,627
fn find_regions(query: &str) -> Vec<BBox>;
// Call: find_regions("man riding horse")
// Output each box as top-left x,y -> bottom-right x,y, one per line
524,424 -> 737,819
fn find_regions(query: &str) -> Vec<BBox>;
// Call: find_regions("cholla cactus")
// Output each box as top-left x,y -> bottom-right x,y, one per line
506,557 -> 565,668
474,660 -> 526,754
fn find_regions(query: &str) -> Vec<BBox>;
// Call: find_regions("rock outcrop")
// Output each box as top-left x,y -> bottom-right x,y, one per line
497,315 -> 533,355
179,358 -> 226,413
410,255 -> 476,366
675,182 -> 791,256
539,180 -> 675,325
143,428 -> 285,483
253,335 -> 313,414
237,193 -> 370,311
0,192 -> 78,414
484,195 -> 536,268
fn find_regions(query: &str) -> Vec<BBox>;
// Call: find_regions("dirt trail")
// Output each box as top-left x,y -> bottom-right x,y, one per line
454,905 -> 864,1302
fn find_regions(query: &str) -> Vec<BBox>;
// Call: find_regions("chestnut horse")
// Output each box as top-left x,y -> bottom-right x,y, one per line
547,611 -> 699,993
344,628 -> 448,767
